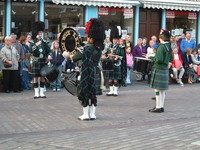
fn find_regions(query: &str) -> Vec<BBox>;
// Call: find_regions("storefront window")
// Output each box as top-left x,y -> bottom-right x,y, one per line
0,2 -> 5,39
98,7 -> 134,39
166,10 -> 197,39
45,2 -> 84,41
11,2 -> 37,38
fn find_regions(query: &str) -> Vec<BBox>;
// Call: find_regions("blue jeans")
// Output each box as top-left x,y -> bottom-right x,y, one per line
126,66 -> 132,84
22,70 -> 30,89
52,64 -> 62,89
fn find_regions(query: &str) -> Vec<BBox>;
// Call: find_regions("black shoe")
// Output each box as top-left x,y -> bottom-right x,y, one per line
34,96 -> 39,99
5,90 -> 10,93
113,94 -> 118,96
151,97 -> 156,100
40,96 -> 46,98
13,90 -> 20,93
161,107 -> 164,112
106,93 -> 113,96
149,107 -> 162,113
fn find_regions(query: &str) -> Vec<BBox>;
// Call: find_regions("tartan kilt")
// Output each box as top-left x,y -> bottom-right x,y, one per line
32,58 -> 47,77
104,65 -> 122,80
150,68 -> 169,90
94,67 -> 102,95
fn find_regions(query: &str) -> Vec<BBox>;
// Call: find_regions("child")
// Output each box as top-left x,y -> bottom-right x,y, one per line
125,46 -> 133,84
171,47 -> 185,86
182,48 -> 195,84
51,40 -> 64,91
22,53 -> 31,90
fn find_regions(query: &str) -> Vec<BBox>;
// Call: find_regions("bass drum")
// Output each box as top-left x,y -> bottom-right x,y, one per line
59,27 -> 81,54
40,63 -> 59,82
62,71 -> 79,96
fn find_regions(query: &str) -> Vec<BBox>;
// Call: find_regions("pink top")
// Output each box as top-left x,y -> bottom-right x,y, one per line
126,53 -> 133,67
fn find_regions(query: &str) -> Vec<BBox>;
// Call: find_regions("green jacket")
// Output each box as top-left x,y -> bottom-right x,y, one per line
152,43 -> 173,69
30,40 -> 51,57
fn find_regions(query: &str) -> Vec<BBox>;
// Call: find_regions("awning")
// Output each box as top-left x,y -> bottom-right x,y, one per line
24,0 -> 37,2
52,0 -> 140,8
141,0 -> 200,11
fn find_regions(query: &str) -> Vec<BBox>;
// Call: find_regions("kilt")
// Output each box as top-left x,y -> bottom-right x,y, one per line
104,65 -> 122,80
32,58 -> 47,77
94,67 -> 102,95
150,68 -> 169,90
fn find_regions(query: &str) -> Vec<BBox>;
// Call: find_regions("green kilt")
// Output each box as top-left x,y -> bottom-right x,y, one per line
32,58 -> 47,77
104,65 -> 121,80
94,67 -> 102,95
150,68 -> 169,90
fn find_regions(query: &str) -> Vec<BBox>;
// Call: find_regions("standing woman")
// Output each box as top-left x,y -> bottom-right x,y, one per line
30,21 -> 52,99
149,29 -> 173,113
77,18 -> 105,120
0,36 -> 19,93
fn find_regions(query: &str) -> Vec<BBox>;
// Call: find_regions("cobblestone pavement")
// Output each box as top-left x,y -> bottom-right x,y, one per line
0,81 -> 200,150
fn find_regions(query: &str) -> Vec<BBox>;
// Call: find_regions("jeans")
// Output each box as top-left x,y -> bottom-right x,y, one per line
52,64 -> 62,89
126,66 -> 131,84
22,70 -> 30,89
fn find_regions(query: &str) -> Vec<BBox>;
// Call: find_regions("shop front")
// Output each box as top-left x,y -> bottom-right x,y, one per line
0,1 -> 5,39
166,10 -> 197,39
98,7 -> 134,39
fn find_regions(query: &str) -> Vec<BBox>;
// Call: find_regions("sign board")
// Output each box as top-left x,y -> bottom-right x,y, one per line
166,11 -> 175,18
188,12 -> 197,19
98,7 -> 108,15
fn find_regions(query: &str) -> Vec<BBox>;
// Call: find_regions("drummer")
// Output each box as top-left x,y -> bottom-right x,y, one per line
102,26 -> 125,96
30,21 -> 52,99
133,38 -> 147,81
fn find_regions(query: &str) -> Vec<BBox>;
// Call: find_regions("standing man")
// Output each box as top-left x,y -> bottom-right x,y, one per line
149,29 -> 172,113
30,21 -> 52,99
10,34 -> 24,91
180,33 -> 196,54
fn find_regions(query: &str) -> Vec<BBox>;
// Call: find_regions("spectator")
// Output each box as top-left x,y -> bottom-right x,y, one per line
191,49 -> 200,73
125,46 -> 133,85
146,40 -> 155,57
19,35 -> 30,54
151,35 -> 159,45
171,46 -> 184,86
178,33 -> 185,44
133,38 -> 147,81
25,34 -> 32,48
119,38 -> 126,86
182,48 -> 195,84
10,33 -> 24,91
180,33 -> 196,54
22,53 -> 31,90
51,33 -> 61,50
171,36 -> 181,54
124,35 -> 132,49
142,37 -> 149,50
0,36 -> 20,93
51,40 -> 64,92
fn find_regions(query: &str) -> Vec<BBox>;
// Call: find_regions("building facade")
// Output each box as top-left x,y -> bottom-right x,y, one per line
0,0 -> 200,45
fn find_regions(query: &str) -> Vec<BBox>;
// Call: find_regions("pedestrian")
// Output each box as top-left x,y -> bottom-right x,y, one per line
0,36 -> 20,93
180,33 -> 196,54
29,21 -> 52,99
77,18 -> 105,120
125,46 -> 133,85
51,40 -> 64,92
149,29 -> 173,113
22,53 -> 31,90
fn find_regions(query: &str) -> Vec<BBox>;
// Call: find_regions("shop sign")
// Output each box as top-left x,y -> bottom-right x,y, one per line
188,12 -> 197,19
166,11 -> 175,18
123,8 -> 133,16
98,7 -> 108,15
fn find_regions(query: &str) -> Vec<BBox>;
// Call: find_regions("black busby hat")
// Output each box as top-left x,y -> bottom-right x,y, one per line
160,29 -> 170,41
86,18 -> 105,49
31,21 -> 45,40
110,25 -> 121,42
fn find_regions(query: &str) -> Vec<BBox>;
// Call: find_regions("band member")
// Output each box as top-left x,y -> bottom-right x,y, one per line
77,18 -> 105,120
149,29 -> 173,113
103,26 -> 124,96
30,21 -> 52,99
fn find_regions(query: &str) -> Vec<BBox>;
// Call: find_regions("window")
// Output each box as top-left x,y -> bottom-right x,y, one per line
0,2 -> 5,38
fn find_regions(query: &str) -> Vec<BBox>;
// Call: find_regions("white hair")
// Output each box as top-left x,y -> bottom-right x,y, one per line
4,36 -> 12,40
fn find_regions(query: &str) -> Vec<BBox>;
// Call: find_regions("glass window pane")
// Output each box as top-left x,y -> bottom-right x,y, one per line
11,2 -> 37,37
0,2 -> 5,38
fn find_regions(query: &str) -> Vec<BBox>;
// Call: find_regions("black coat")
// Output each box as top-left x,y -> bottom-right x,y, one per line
51,50 -> 64,66
182,53 -> 193,67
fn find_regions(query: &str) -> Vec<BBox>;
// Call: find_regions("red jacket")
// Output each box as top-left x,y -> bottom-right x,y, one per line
172,53 -> 183,68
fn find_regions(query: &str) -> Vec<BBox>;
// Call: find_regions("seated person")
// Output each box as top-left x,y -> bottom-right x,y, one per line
191,49 -> 200,73
62,58 -> 76,73
171,47 -> 184,86
182,48 -> 195,84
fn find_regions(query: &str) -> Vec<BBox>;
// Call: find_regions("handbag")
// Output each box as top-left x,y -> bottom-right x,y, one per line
3,62 -> 12,68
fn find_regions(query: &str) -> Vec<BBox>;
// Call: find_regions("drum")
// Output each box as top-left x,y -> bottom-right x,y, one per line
102,57 -> 118,71
40,63 -> 59,82
133,57 -> 151,74
62,71 -> 79,96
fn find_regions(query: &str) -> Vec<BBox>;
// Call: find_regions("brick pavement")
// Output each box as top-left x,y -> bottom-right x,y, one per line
0,81 -> 200,150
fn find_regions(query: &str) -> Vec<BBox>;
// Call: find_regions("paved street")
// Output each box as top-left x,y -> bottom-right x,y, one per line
0,80 -> 200,150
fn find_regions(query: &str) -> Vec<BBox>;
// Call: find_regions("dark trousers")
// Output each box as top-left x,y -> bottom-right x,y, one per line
3,70 -> 18,91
